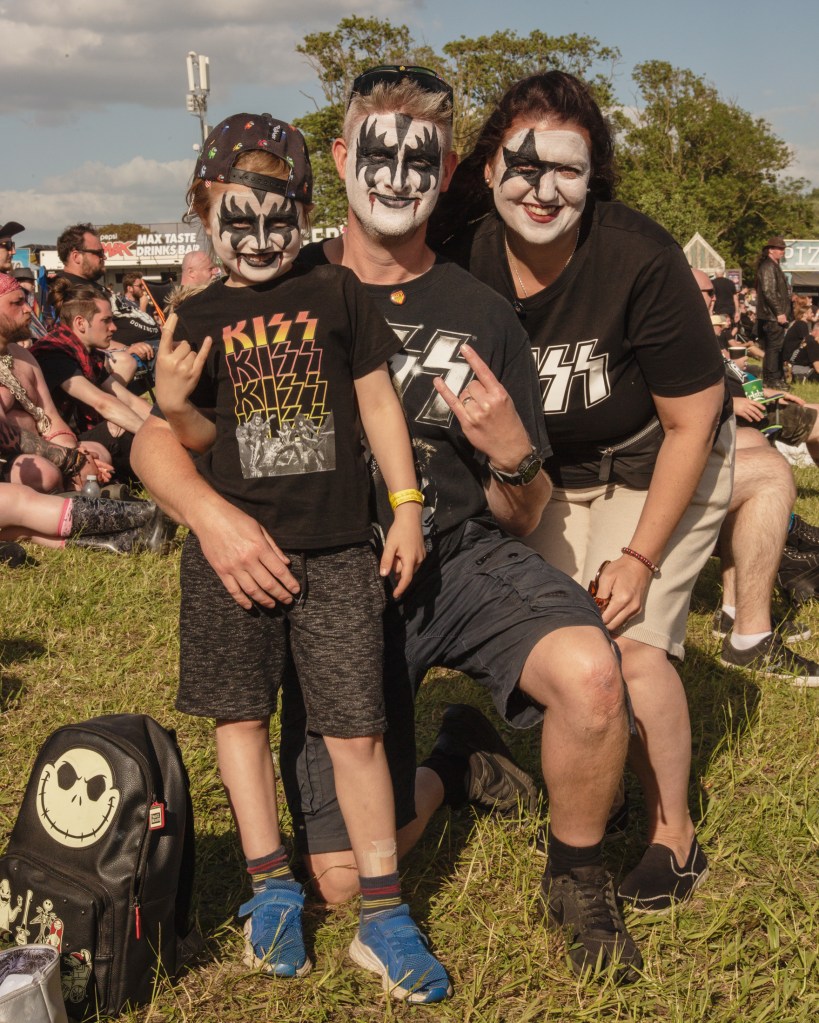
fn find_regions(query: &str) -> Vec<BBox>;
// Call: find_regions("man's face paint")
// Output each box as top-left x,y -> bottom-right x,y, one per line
489,126 -> 591,246
347,114 -> 444,238
207,185 -> 302,285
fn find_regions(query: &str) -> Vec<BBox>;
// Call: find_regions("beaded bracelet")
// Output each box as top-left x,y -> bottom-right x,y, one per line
388,488 -> 424,511
621,547 -> 659,574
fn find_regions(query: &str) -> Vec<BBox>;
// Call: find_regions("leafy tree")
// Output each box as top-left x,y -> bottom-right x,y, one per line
296,16 -> 439,228
617,61 -> 815,271
441,30 -> 619,149
296,18 -> 618,227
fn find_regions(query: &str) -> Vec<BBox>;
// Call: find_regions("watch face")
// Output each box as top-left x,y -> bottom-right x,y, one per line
519,454 -> 542,484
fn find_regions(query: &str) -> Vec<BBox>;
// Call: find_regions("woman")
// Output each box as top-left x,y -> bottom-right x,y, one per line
31,280 -> 152,482
784,295 -> 814,379
433,71 -> 734,912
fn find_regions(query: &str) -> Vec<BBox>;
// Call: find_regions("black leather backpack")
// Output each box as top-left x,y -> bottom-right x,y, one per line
0,715 -> 195,1019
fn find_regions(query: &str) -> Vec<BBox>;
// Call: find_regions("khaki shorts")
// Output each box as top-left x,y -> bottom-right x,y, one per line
526,419 -> 735,658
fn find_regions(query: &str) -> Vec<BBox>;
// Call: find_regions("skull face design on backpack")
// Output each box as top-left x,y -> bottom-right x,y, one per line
36,747 -> 121,848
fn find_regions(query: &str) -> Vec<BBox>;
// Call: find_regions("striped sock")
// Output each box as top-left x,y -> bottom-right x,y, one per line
359,872 -> 402,921
246,846 -> 295,893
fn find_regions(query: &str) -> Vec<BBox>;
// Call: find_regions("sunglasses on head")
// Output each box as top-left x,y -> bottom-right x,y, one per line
348,65 -> 454,109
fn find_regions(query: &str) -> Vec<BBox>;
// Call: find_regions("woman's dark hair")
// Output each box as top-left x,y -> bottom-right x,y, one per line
430,71 -> 617,246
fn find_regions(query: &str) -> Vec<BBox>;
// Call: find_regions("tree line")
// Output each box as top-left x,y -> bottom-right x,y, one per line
294,17 -> 815,274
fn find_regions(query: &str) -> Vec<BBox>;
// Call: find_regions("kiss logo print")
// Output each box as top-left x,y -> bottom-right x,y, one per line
347,114 -> 444,237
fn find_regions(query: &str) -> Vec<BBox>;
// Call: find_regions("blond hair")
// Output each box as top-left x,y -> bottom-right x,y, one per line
344,80 -> 453,151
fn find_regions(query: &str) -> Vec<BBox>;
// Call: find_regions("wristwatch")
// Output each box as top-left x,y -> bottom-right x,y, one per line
488,446 -> 543,486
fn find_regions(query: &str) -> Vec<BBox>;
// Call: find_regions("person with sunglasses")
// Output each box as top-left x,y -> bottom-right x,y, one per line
0,221 -> 24,275
279,64 -> 642,983
52,223 -> 158,373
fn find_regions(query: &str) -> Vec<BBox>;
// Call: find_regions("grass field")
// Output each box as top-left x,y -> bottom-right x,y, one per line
1,420 -> 818,1021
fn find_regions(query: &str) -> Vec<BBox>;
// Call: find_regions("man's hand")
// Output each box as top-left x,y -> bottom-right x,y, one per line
732,397 -> 766,422
432,342 -> 532,468
155,313 -> 213,415
192,500 -> 300,611
772,390 -> 806,406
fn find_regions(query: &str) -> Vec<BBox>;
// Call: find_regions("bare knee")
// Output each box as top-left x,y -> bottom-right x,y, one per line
523,630 -> 625,731
306,853 -> 358,904
324,734 -> 381,767
10,456 -> 62,493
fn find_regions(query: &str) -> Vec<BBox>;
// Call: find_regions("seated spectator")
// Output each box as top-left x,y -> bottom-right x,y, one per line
0,480 -> 176,555
785,297 -> 816,378
53,222 -> 160,350
30,280 -> 152,483
0,273 -> 111,491
10,268 -> 48,343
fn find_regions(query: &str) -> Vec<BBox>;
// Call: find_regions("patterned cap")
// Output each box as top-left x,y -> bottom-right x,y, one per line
194,113 -> 312,203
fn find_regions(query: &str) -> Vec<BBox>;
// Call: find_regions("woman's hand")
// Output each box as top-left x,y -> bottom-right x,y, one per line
594,555 -> 653,631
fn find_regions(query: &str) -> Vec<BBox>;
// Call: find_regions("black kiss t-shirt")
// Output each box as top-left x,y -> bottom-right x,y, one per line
441,200 -> 729,487
299,246 -> 551,542
171,264 -> 400,549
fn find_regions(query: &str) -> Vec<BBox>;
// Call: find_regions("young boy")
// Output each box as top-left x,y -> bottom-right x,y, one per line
151,112 -> 450,1004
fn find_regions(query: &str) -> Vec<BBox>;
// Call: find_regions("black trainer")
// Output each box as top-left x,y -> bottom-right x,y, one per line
786,514 -> 819,555
711,607 -> 811,644
777,547 -> 819,605
719,632 -> 819,688
618,836 -> 708,913
431,704 -> 538,814
541,867 -> 642,982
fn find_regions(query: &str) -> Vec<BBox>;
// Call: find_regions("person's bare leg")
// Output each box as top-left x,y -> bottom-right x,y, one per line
616,637 -> 694,864
723,446 -> 794,635
519,626 -> 627,846
306,766 -> 445,904
0,482 -> 66,535
323,735 -> 397,878
215,717 -> 282,858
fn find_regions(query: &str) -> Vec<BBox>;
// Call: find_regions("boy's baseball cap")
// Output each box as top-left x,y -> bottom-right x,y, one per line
194,113 -> 312,203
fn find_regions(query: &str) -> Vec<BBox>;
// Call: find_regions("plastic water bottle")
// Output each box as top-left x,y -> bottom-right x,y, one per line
81,474 -> 101,498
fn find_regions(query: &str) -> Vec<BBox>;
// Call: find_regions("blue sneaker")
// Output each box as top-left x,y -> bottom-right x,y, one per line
349,904 -> 452,1003
238,879 -> 311,978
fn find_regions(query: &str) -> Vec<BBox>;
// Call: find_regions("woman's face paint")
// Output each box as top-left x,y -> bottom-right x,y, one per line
206,183 -> 303,285
346,113 -> 444,238
488,123 -> 591,246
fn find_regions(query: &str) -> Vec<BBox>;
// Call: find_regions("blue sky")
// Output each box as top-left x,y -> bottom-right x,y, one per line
2,0 -> 817,245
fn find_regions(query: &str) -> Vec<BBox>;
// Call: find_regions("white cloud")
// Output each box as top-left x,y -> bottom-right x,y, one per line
0,157 -> 191,240
0,1 -> 419,115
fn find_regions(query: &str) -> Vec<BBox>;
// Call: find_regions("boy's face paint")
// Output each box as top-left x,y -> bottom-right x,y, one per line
346,113 -> 444,237
206,184 -> 302,285
488,124 -> 591,246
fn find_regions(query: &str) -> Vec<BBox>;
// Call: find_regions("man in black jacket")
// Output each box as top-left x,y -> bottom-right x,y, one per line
754,235 -> 791,387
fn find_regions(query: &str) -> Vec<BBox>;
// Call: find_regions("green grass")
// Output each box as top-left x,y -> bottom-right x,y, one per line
1,451 -> 818,1021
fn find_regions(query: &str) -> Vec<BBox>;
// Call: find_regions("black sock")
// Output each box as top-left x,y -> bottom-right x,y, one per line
246,846 -> 295,892
359,872 -> 402,922
419,750 -> 468,808
546,830 -> 603,877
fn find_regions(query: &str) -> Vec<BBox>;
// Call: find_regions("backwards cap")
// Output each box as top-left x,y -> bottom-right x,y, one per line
194,113 -> 312,203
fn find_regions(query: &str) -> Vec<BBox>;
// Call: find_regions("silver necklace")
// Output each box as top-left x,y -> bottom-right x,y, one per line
505,227 -> 580,298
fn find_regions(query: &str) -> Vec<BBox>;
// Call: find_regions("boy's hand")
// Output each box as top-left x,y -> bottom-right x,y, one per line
155,312 -> 212,414
381,504 -> 425,598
